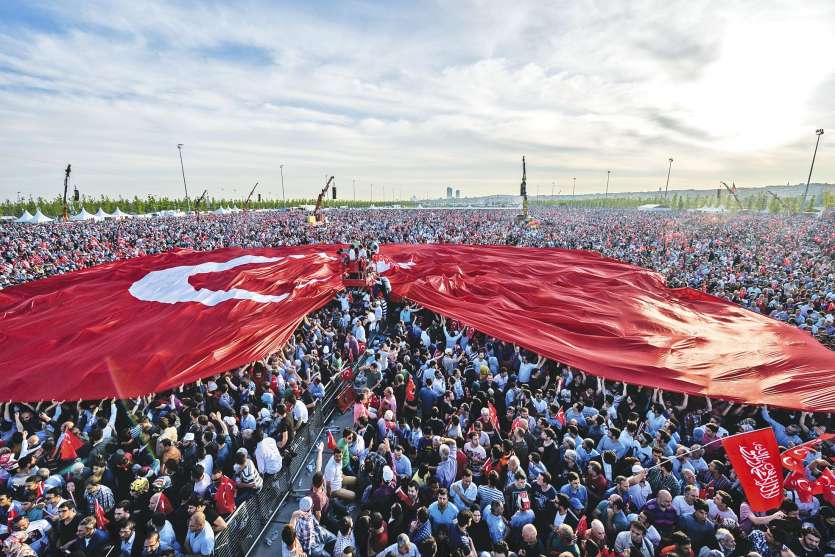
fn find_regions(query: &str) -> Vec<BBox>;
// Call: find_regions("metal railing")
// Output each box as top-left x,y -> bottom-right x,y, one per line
213,378 -> 346,557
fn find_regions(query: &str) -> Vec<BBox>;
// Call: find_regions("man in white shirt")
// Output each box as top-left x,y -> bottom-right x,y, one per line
254,430 -> 282,477
672,485 -> 698,517
292,396 -> 309,427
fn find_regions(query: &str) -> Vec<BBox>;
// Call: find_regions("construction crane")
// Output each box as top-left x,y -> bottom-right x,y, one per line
515,156 -> 530,225
193,189 -> 208,223
62,164 -> 72,220
244,182 -> 259,212
312,176 -> 335,224
720,181 -> 744,210
766,190 -> 790,212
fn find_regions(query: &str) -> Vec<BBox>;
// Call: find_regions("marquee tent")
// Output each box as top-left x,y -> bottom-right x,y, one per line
94,208 -> 112,219
15,210 -> 33,223
71,207 -> 96,221
29,208 -> 53,223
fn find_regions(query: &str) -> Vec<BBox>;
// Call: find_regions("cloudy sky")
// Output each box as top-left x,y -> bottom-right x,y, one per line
1,0 -> 834,202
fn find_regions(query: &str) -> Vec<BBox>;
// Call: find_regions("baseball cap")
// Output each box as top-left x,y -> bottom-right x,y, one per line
182,432 -> 195,442
299,497 -> 313,512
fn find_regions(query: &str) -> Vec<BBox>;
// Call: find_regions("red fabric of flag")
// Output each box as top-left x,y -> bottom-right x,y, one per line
59,430 -> 84,461
556,407 -> 567,427
94,499 -> 109,528
721,428 -> 784,511
327,431 -> 337,450
780,433 -> 835,473
378,244 -> 835,411
405,374 -> 416,402
0,247 -> 344,401
487,402 -> 500,431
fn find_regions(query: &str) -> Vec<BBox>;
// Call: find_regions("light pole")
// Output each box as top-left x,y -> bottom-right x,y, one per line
279,164 -> 285,202
572,177 -> 576,197
352,179 -> 356,201
605,170 -> 610,200
801,129 -> 824,210
370,183 -> 373,202
664,158 -> 674,201
176,144 -> 191,213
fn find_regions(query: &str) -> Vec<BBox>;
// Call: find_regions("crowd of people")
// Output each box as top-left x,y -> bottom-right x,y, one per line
0,208 -> 833,557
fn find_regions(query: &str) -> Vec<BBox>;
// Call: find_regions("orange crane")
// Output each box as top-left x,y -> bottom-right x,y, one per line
313,176 -> 335,224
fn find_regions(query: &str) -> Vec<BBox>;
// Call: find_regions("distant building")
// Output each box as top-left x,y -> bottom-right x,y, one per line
455,189 -> 460,198
446,187 -> 453,199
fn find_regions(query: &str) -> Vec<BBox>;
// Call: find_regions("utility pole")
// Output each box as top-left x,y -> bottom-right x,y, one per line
370,183 -> 373,202
572,177 -> 576,197
352,178 -> 356,201
801,129 -> 824,210
177,144 -> 191,213
664,158 -> 674,201
280,164 -> 285,202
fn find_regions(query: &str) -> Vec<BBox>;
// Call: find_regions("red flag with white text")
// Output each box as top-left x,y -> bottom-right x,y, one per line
721,428 -> 784,512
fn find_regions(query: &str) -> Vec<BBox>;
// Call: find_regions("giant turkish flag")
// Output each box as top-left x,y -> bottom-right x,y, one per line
0,246 -> 343,401
376,244 -> 835,411
1,243 -> 834,409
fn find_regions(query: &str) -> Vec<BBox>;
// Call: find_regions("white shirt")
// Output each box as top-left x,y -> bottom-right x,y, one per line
672,495 -> 695,517
324,457 -> 343,491
255,437 -> 283,475
293,400 -> 309,424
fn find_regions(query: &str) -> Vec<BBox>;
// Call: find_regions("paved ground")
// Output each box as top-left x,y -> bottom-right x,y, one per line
252,406 -> 354,556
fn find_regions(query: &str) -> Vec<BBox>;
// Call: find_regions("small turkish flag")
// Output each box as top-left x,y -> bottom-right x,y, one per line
722,428 -> 783,512
94,499 -> 109,528
59,429 -> 84,461
327,431 -> 337,450
556,407 -> 567,427
780,433 -> 835,473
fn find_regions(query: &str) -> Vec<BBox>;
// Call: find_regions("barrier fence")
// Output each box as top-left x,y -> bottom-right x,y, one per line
213,377 -> 344,557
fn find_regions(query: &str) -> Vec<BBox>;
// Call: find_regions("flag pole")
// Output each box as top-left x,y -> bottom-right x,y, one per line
641,427 -> 774,473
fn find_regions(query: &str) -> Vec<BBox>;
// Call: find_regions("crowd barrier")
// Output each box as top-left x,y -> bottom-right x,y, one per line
213,377 -> 345,557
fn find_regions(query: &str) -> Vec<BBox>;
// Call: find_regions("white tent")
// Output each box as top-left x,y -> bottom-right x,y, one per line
15,210 -> 33,223
29,208 -> 53,223
71,207 -> 96,221
111,207 -> 132,218
94,208 -> 111,219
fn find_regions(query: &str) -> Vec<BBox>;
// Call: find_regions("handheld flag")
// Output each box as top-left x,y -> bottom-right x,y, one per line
721,428 -> 783,511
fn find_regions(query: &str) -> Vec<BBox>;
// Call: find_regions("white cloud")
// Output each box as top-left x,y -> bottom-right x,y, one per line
0,0 -> 833,201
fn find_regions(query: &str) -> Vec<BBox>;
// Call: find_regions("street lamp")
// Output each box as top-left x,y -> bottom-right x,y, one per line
280,164 -> 285,202
176,144 -> 191,213
572,177 -> 576,197
664,158 -> 674,200
801,129 -> 824,209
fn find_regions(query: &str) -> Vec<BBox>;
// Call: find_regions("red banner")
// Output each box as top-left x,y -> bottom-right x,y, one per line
721,428 -> 784,511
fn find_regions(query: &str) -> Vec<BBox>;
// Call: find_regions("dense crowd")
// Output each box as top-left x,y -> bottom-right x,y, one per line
0,209 -> 833,557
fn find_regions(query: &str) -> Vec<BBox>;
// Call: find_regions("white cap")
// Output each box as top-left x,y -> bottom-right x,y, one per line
299,496 -> 313,512
631,464 -> 644,474
382,466 -> 394,482
183,432 -> 195,442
